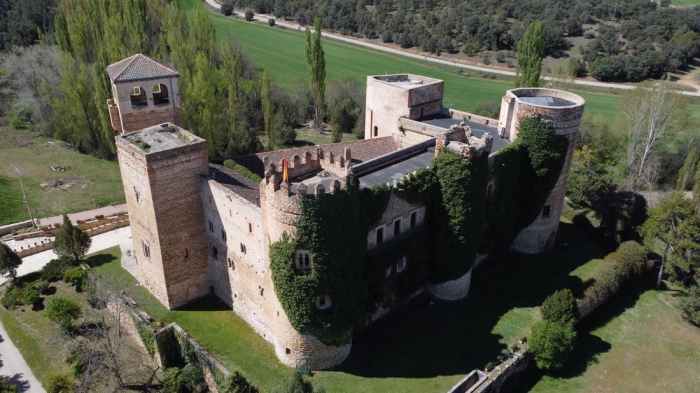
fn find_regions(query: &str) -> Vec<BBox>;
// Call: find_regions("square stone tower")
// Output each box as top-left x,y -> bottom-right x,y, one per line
115,124 -> 211,309
106,54 -> 183,134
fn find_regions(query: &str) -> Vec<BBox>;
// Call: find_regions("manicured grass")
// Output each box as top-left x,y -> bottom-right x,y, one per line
181,0 -> 700,121
671,0 -> 700,6
93,223 -> 610,393
523,279 -> 700,392
0,125 -> 125,226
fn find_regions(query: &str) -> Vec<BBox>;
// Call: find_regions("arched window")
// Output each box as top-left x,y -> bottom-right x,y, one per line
295,250 -> 311,268
373,126 -> 378,137
315,295 -> 331,309
153,83 -> 169,105
130,86 -> 147,107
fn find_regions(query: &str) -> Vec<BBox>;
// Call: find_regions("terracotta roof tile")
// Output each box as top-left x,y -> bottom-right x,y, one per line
106,54 -> 179,83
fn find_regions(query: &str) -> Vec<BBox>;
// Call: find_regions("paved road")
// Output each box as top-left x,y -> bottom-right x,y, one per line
0,321 -> 46,393
203,0 -> 700,97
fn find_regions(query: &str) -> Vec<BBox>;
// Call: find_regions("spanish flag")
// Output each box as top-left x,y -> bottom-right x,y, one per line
283,154 -> 289,182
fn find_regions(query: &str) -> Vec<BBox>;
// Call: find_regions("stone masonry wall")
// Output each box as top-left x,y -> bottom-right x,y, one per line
367,195 -> 425,249
112,76 -> 183,133
365,76 -> 411,140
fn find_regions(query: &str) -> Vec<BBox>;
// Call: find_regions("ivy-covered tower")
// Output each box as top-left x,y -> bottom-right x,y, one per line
498,88 -> 585,253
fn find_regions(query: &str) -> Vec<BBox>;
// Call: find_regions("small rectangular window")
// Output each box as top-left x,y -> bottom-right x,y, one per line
134,187 -> 140,203
248,223 -> 253,233
184,248 -> 189,259
394,220 -> 401,236
542,205 -> 551,219
410,212 -> 417,228
208,221 -> 214,232
376,227 -> 384,244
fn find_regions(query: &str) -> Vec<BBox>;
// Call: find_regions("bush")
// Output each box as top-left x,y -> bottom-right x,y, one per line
495,52 -> 506,63
272,372 -> 325,393
0,377 -> 18,392
541,288 -> 579,324
582,241 -> 647,307
221,0 -> 234,16
34,279 -> 50,294
46,374 -> 73,393
63,267 -> 88,291
45,297 -> 82,331
180,363 -> 207,393
268,18 -> 275,27
245,9 -> 254,21
162,368 -> 182,393
680,285 -> 700,325
1,288 -> 22,309
221,371 -> 259,393
472,100 -> 500,119
42,257 -> 76,281
529,320 -> 577,370
482,55 -> 491,65
22,288 -> 40,306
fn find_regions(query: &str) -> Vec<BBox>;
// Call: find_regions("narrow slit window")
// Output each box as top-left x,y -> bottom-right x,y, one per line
542,205 -> 551,219
221,229 -> 227,242
410,212 -> 417,228
394,220 -> 401,236
376,227 -> 384,245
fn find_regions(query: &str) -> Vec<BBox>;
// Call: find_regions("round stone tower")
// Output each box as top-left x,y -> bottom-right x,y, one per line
498,88 -> 585,254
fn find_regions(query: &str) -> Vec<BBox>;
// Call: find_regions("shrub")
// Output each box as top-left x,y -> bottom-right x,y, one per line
0,377 -> 18,392
529,320 -> 577,370
245,9 -> 254,21
680,285 -> 700,326
163,368 -> 183,393
45,297 -> 82,331
34,279 -> 50,294
268,18 -> 275,27
46,374 -> 73,393
1,288 -> 22,309
221,0 -> 234,16
221,371 -> 259,393
63,267 -> 88,291
496,52 -> 506,63
482,55 -> 491,65
180,363 -> 207,393
22,288 -> 40,306
541,288 -> 579,324
42,257 -> 75,281
472,100 -> 500,119
272,372 -> 325,393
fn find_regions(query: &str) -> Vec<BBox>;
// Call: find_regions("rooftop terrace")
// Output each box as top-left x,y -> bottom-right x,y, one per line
122,123 -> 201,153
372,74 -> 442,89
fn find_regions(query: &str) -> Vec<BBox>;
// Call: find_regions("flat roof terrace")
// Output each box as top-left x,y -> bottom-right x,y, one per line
122,123 -> 201,153
372,74 -> 443,89
289,170 -> 342,195
418,115 -> 510,152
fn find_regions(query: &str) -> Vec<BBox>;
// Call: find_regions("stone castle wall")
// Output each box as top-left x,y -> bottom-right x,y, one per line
111,76 -> 183,133
116,136 -> 210,309
367,195 -> 426,249
505,89 -> 585,254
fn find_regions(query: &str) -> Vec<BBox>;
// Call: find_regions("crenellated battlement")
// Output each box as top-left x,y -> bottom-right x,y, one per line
261,146 -> 353,181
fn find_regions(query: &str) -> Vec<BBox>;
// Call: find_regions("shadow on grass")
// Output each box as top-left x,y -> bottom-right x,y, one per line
85,253 -> 118,268
336,222 -> 608,380
516,271 -> 653,392
175,296 -> 232,312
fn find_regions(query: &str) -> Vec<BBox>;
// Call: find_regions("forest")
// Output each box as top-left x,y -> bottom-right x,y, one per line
223,0 -> 700,82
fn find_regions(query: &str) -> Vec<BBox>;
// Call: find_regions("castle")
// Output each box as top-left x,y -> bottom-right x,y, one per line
107,54 -> 585,369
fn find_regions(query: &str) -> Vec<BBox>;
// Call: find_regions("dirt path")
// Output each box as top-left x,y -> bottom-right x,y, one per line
0,321 -> 46,393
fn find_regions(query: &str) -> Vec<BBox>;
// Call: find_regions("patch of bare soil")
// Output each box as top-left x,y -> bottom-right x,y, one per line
12,137 -> 34,147
41,175 -> 84,190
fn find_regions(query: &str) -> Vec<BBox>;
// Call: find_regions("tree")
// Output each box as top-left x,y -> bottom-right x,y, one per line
261,69 -> 274,150
541,289 -> 579,325
329,101 -> 357,143
639,193 -> 700,289
245,10 -> 254,22
305,17 -> 326,131
221,1 -> 234,16
221,372 -> 259,393
529,320 -> 577,371
676,146 -> 700,191
46,374 -> 73,393
0,378 -> 17,392
272,372 -> 325,393
53,214 -> 91,264
0,243 -> 22,282
45,296 -> 82,330
680,285 -> 700,325
618,81 -> 690,191
514,21 -> 546,88
567,145 -> 613,207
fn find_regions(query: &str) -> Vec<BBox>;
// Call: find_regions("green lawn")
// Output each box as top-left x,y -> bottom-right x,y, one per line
0,125 -> 125,226
181,0 -> 700,121
92,222 -> 610,393
671,0 -> 700,6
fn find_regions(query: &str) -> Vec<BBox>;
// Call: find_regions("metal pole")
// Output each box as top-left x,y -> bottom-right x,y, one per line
13,167 -> 36,228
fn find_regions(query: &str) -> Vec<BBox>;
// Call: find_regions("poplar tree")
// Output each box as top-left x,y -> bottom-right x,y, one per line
126,0 -> 150,55
514,21 -> 546,88
53,214 -> 92,265
261,69 -> 274,150
677,146 -> 700,191
305,17 -> 326,131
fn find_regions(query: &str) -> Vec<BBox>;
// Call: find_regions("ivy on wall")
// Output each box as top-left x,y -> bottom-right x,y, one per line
270,178 -> 367,346
269,117 -> 568,345
481,117 -> 569,253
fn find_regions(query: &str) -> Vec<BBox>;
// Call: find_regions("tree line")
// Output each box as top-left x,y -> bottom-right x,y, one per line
229,0 -> 700,82
1,0 -> 365,161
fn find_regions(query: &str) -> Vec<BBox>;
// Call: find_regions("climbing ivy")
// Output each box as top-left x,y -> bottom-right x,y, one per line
270,117 -> 567,344
481,117 -> 569,253
270,178 -> 367,346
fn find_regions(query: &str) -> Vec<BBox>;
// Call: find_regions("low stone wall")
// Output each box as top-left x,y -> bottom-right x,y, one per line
447,109 -> 498,128
473,345 -> 531,393
427,268 -> 472,300
0,220 -> 36,236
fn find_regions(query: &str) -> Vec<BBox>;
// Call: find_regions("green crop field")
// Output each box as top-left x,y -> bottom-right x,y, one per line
671,0 -> 700,6
182,0 -> 700,121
